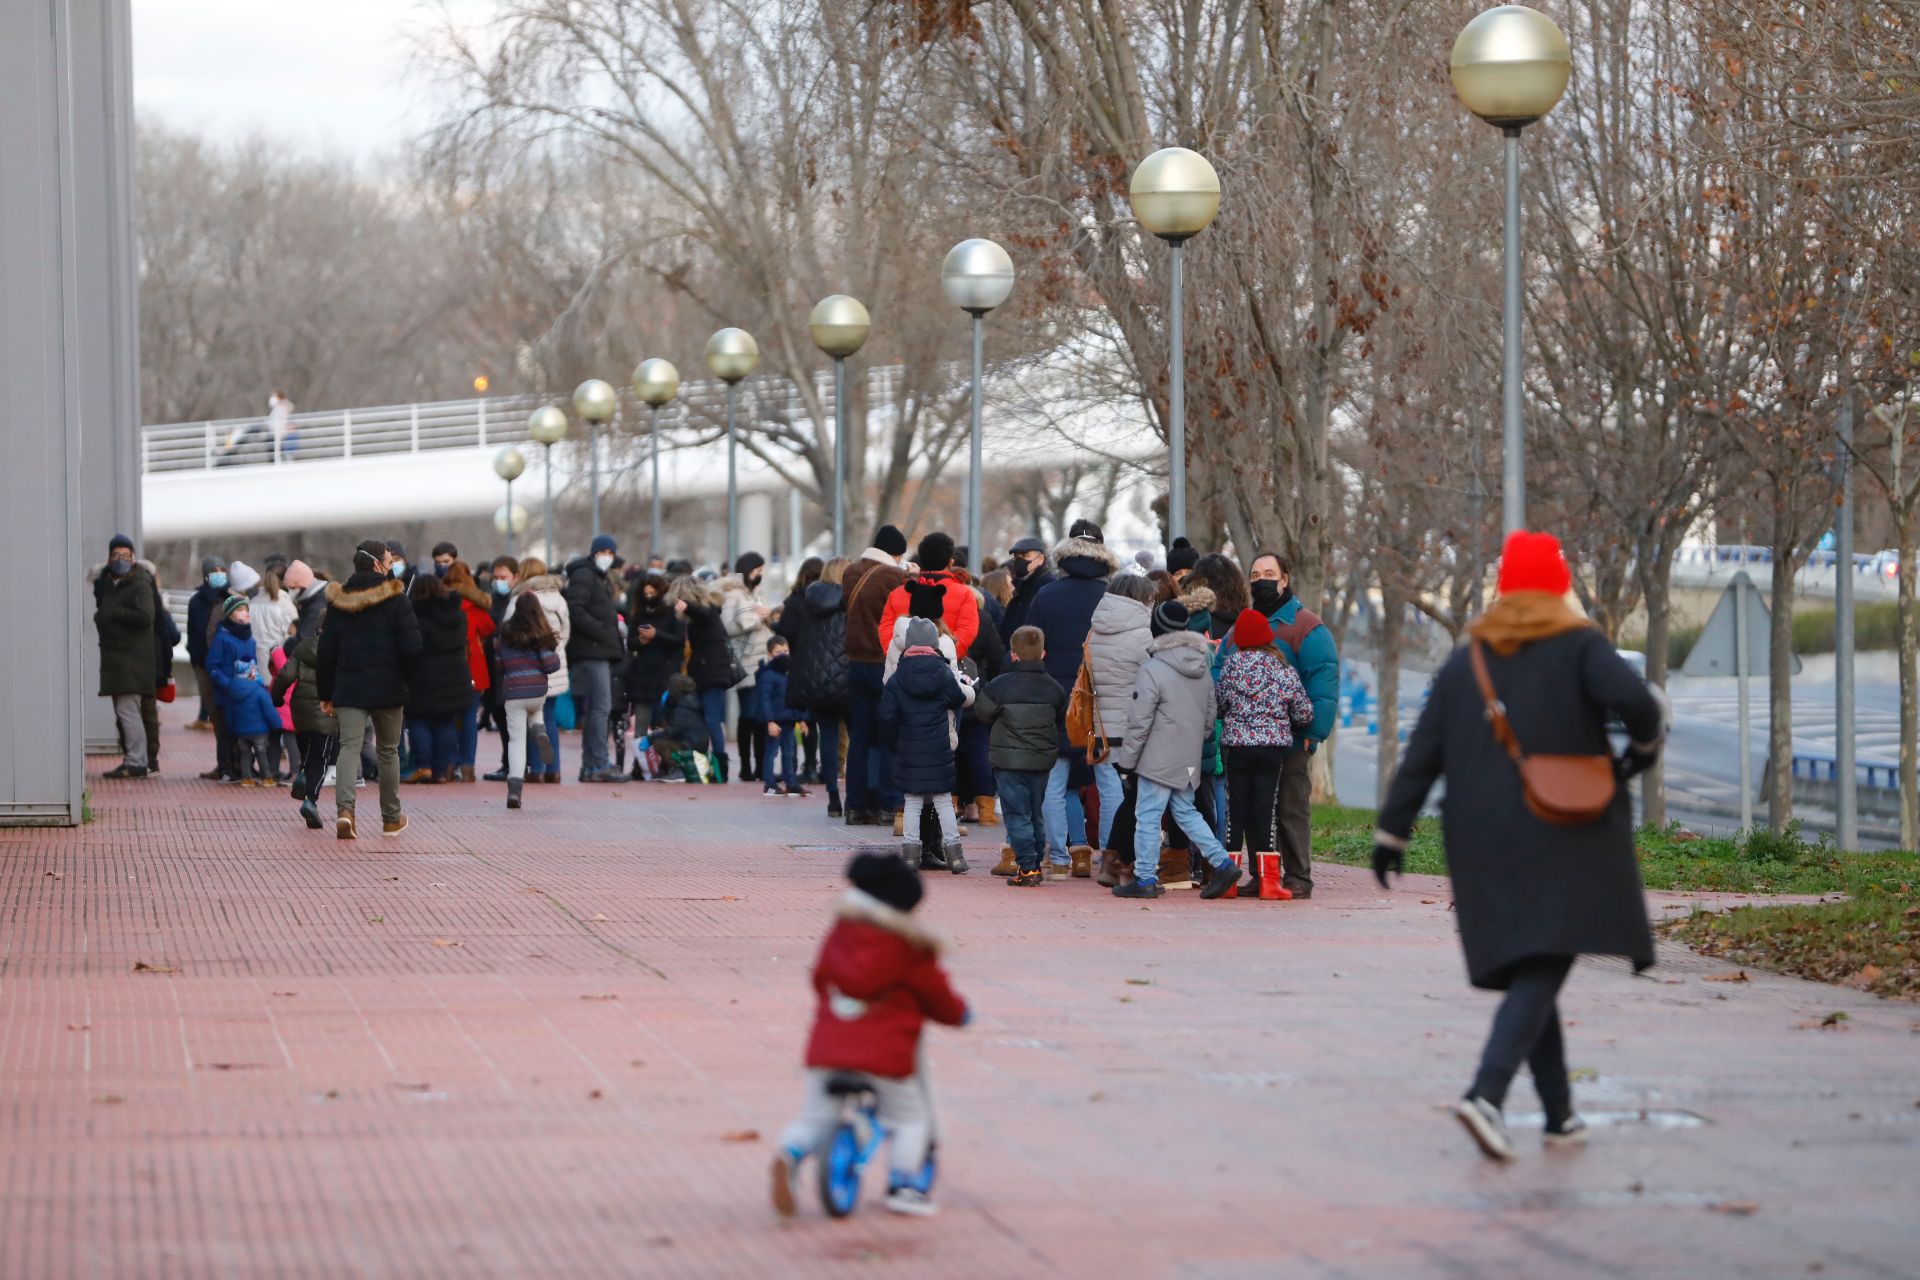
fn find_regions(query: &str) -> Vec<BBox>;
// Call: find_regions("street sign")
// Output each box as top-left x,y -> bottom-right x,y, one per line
1681,571 -> 1803,678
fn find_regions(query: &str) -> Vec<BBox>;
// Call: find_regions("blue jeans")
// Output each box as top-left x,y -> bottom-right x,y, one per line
1094,761 -> 1126,849
997,769 -> 1049,872
815,715 -> 843,803
698,687 -> 730,766
846,663 -> 899,813
1208,774 -> 1229,839
574,659 -> 613,773
770,722 -> 798,788
1042,756 -> 1089,865
409,713 -> 460,780
1133,777 -> 1231,884
460,690 -> 484,767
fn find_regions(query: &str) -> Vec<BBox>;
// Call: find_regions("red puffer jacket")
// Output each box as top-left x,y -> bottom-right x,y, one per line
456,591 -> 497,693
803,890 -> 969,1079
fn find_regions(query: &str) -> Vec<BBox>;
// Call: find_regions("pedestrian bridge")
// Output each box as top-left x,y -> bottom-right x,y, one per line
140,367 -> 1155,542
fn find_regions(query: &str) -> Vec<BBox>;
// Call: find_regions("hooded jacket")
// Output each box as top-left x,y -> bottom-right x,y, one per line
1083,593 -> 1151,741
756,653 -> 803,722
272,624 -> 337,736
841,548 -> 908,666
803,889 -> 969,1080
1112,630 -> 1217,791
507,574 -> 571,697
783,580 -> 850,715
448,577 -> 497,693
250,587 -> 298,672
1216,648 -> 1315,748
406,595 -> 477,718
316,573 -> 422,709
1024,536 -> 1120,699
972,658 -> 1068,773
94,562 -> 157,696
673,577 -> 738,692
877,569 -> 980,659
718,573 -> 774,686
879,635 -> 971,795
563,555 -> 622,663
223,664 -> 282,739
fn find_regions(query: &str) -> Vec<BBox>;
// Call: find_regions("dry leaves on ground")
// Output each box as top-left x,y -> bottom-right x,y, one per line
132,961 -> 178,974
1704,970 -> 1751,983
721,1129 -> 760,1143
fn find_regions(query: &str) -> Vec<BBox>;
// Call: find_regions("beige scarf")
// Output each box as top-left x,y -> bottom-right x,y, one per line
1467,591 -> 1593,657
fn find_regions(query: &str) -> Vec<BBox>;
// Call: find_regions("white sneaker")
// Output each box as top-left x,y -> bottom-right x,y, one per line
321,766 -> 337,788
1454,1096 -> 1515,1162
1543,1115 -> 1589,1147
883,1187 -> 939,1217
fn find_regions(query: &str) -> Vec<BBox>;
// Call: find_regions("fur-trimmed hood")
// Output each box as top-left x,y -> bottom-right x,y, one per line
1146,626 -> 1214,677
833,888 -> 944,955
513,573 -> 564,597
1178,585 -> 1217,614
1051,535 -> 1120,579
325,576 -> 406,613
666,574 -> 720,609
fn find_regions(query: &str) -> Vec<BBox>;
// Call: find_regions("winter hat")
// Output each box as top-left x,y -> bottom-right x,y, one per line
590,534 -> 618,555
1150,599 -> 1191,637
108,533 -> 134,553
906,577 -> 947,620
201,555 -> 226,577
1496,530 -> 1572,597
1167,537 -> 1199,574
733,550 -> 766,577
282,560 -> 316,591
665,558 -> 694,576
221,595 -> 251,619
262,551 -> 290,578
1231,607 -> 1274,650
915,532 -> 955,572
1068,518 -> 1104,543
901,617 -> 940,650
847,851 -> 924,913
384,539 -> 408,562
1009,535 -> 1046,557
873,525 -> 909,557
226,560 -> 262,595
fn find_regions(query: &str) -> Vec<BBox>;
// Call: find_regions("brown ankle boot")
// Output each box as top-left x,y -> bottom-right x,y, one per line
991,845 -> 1018,877
1069,845 -> 1094,878
1095,850 -> 1121,888
976,796 -> 998,826
1160,848 -> 1193,887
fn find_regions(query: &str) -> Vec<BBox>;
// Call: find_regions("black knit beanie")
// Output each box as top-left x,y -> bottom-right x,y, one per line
1167,537 -> 1199,574
873,525 -> 908,557
848,851 -> 923,912
1150,599 -> 1191,637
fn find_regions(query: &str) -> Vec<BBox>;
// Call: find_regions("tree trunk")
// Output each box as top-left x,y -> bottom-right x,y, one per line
1899,502 -> 1917,849
1375,582 -> 1403,807
1640,555 -> 1676,829
1767,550 -> 1796,830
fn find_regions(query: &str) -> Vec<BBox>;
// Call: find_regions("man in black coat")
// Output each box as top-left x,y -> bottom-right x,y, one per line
565,533 -> 624,782
998,535 -> 1053,643
318,539 -> 423,839
94,535 -> 156,778
1022,523 -> 1119,872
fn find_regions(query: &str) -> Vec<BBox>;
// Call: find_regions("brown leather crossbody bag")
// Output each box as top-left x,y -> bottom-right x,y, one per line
1468,640 -> 1616,826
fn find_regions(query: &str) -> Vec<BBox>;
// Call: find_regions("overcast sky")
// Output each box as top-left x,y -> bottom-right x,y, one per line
134,0 -> 495,159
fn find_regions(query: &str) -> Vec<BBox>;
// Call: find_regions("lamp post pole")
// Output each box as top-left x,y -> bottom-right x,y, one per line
706,329 -> 760,567
526,406 -> 569,566
572,379 -> 617,539
941,241 -> 1015,566
1128,146 -> 1221,546
809,296 -> 871,557
1450,5 -> 1571,536
632,359 -> 680,567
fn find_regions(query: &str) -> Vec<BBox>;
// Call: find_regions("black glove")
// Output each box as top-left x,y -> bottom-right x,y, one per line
1614,744 -> 1659,782
1372,842 -> 1404,890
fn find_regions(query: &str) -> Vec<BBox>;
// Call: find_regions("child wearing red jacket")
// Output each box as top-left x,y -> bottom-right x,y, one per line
772,853 -> 969,1218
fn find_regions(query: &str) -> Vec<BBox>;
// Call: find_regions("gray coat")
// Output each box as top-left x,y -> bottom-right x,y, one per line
1111,630 -> 1215,791
1084,594 -> 1151,742
1377,626 -> 1664,990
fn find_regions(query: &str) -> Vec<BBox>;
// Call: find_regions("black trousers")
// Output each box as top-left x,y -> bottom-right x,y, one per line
295,731 -> 339,797
1471,955 -> 1575,1121
1224,744 -> 1286,854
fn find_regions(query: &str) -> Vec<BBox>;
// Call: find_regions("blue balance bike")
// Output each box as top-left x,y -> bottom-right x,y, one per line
817,1075 -> 937,1217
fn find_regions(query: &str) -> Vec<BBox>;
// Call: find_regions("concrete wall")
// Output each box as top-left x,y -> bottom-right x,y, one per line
0,0 -> 138,823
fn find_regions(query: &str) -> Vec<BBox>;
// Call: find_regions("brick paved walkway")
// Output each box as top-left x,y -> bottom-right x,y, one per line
3,708 -> 1915,1278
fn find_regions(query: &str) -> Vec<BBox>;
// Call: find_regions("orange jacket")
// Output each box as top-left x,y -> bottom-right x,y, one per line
876,570 -> 979,658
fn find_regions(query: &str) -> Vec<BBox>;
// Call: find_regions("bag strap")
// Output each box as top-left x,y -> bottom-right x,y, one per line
1467,639 -> 1525,765
1081,640 -> 1110,763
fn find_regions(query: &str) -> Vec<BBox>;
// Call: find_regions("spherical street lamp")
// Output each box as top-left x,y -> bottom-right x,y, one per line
810,295 -> 872,556
527,405 -> 569,566
942,241 -> 1015,569
706,329 -> 760,566
1129,147 -> 1221,547
1451,5 -> 1570,534
493,446 -> 527,557
494,502 -> 529,537
632,358 -> 681,564
573,378 -> 618,538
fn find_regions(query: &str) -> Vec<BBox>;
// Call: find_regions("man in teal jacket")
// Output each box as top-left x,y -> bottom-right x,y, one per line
1219,551 -> 1338,897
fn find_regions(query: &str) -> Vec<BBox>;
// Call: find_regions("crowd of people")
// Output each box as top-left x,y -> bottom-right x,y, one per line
92,519 -> 1341,894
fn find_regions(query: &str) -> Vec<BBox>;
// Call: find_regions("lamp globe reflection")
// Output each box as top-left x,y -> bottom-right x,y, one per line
571,378 -> 618,423
1450,5 -> 1571,128
493,503 -> 529,536
527,405 -> 569,446
941,239 -> 1015,315
632,358 -> 679,407
1129,147 -> 1221,242
705,328 -> 760,383
493,446 -> 526,482
809,295 -> 871,359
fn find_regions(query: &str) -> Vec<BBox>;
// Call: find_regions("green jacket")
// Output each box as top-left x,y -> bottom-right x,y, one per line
971,660 -> 1067,773
272,624 -> 337,736
94,564 -> 157,696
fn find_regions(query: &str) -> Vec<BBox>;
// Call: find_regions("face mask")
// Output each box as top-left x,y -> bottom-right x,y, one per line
433,563 -> 450,578
1250,580 -> 1283,613
594,554 -> 614,573
747,572 -> 762,590
493,579 -> 512,596
390,561 -> 407,578
108,559 -> 132,576
1008,558 -> 1027,580
208,572 -> 228,589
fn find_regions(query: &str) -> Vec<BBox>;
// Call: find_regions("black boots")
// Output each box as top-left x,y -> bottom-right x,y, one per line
507,778 -> 523,810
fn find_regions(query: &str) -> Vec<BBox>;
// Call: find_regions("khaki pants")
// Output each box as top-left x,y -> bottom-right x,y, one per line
1276,747 -> 1314,892
335,705 -> 404,823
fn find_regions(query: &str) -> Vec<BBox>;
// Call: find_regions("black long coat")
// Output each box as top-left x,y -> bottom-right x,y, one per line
94,564 -> 157,695
879,651 -> 967,795
784,581 -> 850,715
563,557 -> 623,663
682,598 -> 737,692
624,596 -> 686,697
316,573 -> 423,709
1377,626 -> 1664,990
405,596 -> 476,718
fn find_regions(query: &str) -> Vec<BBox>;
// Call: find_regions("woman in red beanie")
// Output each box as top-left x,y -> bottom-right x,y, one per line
1374,530 -> 1666,1163
1214,608 -> 1316,898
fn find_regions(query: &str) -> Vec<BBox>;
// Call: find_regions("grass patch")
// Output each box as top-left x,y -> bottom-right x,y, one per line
1313,805 -> 1920,998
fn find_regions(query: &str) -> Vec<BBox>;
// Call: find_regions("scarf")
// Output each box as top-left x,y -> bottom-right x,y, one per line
1467,591 -> 1592,657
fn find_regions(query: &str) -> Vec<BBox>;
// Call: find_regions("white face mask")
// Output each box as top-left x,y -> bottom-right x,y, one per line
594,554 -> 614,573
